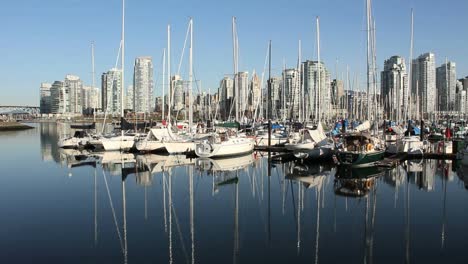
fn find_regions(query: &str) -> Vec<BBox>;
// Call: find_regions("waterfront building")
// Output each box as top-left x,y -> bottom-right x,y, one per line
283,68 -> 300,119
331,79 -> 346,116
412,53 -> 436,115
40,82 -> 52,114
126,85 -> 134,110
248,72 -> 261,115
455,82 -> 466,114
50,81 -> 69,114
155,96 -> 163,113
171,75 -> 185,111
81,85 -> 100,113
235,71 -> 249,115
302,60 -> 331,120
381,56 -> 408,120
64,75 -> 82,114
101,68 -> 122,114
463,76 -> 468,90
436,61 -> 457,111
269,77 -> 282,119
218,76 -> 234,120
133,56 -> 154,113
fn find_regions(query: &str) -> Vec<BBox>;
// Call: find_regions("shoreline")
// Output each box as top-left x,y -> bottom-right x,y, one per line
0,122 -> 34,131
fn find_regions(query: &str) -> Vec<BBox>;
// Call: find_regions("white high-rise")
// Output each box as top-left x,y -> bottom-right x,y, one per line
81,86 -> 100,111
235,71 -> 249,114
65,74 -> 82,114
171,75 -> 185,111
50,81 -> 69,114
412,53 -> 436,115
283,68 -> 299,119
249,72 -> 261,113
133,56 -> 154,113
126,85 -> 134,110
302,60 -> 331,120
101,68 -> 122,114
436,61 -> 456,111
381,56 -> 408,120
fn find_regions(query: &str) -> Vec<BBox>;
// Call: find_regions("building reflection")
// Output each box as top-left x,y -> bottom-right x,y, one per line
36,122 -> 468,264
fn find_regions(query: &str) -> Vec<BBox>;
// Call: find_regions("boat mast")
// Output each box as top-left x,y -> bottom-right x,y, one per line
167,25 -> 171,123
91,42 -> 96,122
366,0 -> 371,121
162,48 -> 166,121
232,17 -> 239,122
316,16 -> 321,123
189,18 -> 193,130
408,9 -> 414,121
121,0 -> 125,119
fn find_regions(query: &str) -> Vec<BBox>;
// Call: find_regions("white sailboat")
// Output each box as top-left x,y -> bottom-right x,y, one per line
195,132 -> 255,158
135,127 -> 170,152
162,18 -> 200,154
98,0 -> 135,152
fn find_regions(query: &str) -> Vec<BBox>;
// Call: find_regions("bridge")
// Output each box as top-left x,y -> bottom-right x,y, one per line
0,105 -> 40,115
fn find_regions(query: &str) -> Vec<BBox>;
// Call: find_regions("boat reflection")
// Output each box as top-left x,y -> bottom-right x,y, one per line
334,166 -> 385,197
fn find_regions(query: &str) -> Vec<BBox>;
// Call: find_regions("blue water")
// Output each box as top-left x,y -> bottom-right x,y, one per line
0,122 -> 467,263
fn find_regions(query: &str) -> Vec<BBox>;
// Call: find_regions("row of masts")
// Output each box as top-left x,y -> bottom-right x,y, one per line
96,0 -> 441,133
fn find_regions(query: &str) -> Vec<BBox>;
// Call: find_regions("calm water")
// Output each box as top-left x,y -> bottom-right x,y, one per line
1,123 -> 468,264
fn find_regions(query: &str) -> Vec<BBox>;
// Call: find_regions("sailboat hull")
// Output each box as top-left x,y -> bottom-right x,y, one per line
336,149 -> 385,167
164,141 -> 196,154
101,136 -> 135,151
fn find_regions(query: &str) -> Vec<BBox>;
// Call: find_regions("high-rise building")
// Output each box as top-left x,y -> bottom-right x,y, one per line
248,72 -> 261,114
101,68 -> 122,114
126,85 -> 134,110
133,56 -> 154,113
269,77 -> 282,119
381,56 -> 408,119
40,82 -> 52,114
81,85 -> 100,113
412,53 -> 436,115
50,81 -> 69,114
64,75 -> 82,114
218,76 -> 234,119
235,71 -> 249,114
171,75 -> 185,111
455,80 -> 466,113
463,76 -> 468,90
436,61 -> 456,111
283,68 -> 299,119
302,60 -> 331,120
331,79 -> 345,113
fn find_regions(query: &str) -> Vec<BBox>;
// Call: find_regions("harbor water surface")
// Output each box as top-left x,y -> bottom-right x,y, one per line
1,123 -> 467,263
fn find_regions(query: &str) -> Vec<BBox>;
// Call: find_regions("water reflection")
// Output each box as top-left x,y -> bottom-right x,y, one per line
8,123 -> 465,263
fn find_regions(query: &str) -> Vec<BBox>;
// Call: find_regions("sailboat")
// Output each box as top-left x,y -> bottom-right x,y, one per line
161,18 -> 205,154
98,0 -> 135,152
195,131 -> 254,158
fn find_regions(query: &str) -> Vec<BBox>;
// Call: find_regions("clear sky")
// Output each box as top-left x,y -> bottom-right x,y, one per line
0,0 -> 466,106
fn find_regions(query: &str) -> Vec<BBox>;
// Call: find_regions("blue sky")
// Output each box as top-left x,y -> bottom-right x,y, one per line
0,0 -> 466,106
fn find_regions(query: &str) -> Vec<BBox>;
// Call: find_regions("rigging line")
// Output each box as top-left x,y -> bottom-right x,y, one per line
102,169 -> 125,253
177,20 -> 192,76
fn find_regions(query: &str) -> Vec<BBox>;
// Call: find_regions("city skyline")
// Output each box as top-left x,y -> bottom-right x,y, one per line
1,0 -> 467,106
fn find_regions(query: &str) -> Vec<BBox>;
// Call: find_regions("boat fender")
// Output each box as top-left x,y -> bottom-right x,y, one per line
366,143 -> 373,151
